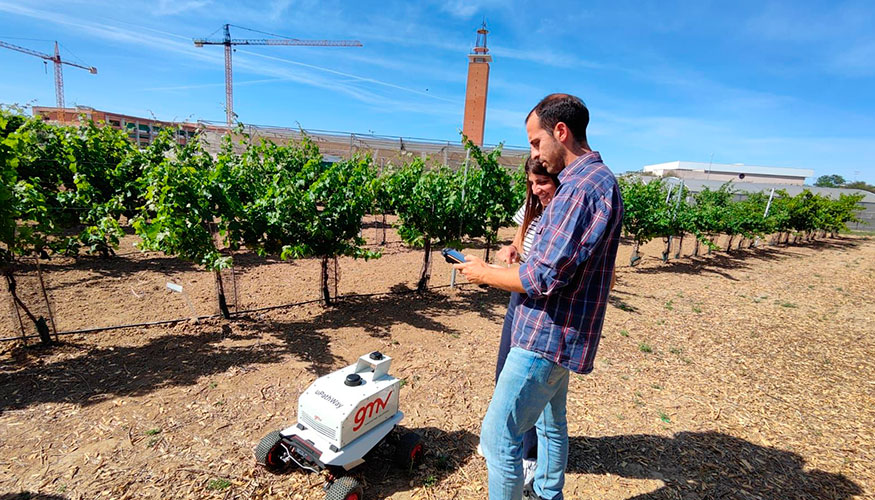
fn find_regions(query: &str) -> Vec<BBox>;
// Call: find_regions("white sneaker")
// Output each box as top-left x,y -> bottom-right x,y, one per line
522,480 -> 540,499
522,458 -> 537,487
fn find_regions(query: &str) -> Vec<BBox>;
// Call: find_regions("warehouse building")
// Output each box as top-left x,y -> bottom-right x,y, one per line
32,105 -> 203,147
643,161 -> 814,185
31,106 -> 528,169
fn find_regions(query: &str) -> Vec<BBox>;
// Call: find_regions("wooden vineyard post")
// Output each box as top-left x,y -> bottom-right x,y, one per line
4,270 -> 28,346
320,256 -> 332,306
630,240 -> 641,266
35,258 -> 58,342
207,223 -> 231,319
213,270 -> 231,319
3,266 -> 52,345
417,238 -> 432,293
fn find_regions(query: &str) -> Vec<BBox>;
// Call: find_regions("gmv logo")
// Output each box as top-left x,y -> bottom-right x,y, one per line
353,391 -> 392,432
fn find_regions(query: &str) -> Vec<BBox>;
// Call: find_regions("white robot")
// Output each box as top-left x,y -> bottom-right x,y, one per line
255,351 -> 423,500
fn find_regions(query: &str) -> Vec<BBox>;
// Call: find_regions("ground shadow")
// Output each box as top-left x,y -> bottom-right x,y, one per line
341,426 -> 479,500
803,237 -> 864,251
461,285 -> 514,324
609,293 -> 639,313
361,217 -> 393,231
567,432 -> 862,499
630,236 -> 864,280
0,319 -> 339,412
630,248 -> 789,280
247,285 -> 508,357
1,285 -> 506,411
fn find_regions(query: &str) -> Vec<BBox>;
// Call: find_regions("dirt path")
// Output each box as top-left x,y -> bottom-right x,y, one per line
1,234 -> 872,499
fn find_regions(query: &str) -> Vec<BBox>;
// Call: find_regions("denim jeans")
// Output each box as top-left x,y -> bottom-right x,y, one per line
480,347 -> 570,500
496,292 -> 538,461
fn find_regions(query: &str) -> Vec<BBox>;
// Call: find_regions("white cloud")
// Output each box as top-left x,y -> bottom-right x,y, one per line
743,2 -> 875,78
434,0 -> 506,19
268,0 -> 294,20
490,44 -> 608,71
237,49 -> 458,103
140,78 -> 288,92
830,39 -> 875,76
155,0 -> 210,16
745,2 -> 873,43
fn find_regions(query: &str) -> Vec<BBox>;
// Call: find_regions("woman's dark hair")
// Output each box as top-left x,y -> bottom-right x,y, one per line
526,93 -> 589,146
521,157 -> 560,240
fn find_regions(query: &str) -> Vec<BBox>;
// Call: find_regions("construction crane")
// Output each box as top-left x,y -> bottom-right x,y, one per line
0,40 -> 97,109
194,24 -> 362,127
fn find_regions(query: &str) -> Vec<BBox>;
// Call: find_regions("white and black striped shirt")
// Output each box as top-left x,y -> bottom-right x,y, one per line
512,205 -> 542,262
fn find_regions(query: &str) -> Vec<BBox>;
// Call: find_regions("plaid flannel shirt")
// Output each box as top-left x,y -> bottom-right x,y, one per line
514,151 -> 623,374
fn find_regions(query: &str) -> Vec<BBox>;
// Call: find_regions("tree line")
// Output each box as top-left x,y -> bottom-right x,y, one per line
619,177 -> 865,266
814,174 -> 875,193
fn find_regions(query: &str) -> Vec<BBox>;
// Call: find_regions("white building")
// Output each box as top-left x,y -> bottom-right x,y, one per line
643,161 -> 814,185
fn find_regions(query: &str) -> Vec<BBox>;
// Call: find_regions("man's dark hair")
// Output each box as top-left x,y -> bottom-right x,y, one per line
526,93 -> 589,145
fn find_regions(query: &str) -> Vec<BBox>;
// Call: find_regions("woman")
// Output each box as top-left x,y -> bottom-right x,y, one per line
491,157 -> 559,480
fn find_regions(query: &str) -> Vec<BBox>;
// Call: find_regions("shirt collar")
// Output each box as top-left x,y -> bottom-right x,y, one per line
558,151 -> 602,183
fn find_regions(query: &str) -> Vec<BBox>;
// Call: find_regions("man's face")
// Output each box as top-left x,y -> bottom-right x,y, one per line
526,113 -> 564,175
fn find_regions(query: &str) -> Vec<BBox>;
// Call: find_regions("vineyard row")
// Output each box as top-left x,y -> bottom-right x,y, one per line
0,109 -> 864,342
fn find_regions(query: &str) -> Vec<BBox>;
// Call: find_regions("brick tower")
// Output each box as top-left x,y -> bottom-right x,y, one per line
462,22 -> 491,146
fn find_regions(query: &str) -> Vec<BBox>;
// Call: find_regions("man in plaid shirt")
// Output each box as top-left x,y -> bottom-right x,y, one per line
455,94 -> 623,500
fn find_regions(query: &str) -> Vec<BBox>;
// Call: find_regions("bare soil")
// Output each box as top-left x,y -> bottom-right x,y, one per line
1,226 -> 872,500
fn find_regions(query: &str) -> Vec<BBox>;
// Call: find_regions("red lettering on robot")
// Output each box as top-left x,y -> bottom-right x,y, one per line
353,391 -> 392,432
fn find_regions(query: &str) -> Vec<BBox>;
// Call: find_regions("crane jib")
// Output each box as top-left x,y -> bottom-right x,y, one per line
192,24 -> 362,127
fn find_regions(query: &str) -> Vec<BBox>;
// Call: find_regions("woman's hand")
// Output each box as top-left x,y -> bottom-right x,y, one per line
496,244 -> 520,265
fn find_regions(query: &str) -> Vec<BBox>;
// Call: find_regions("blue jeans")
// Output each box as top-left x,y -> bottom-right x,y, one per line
496,292 -> 538,461
481,347 -> 570,500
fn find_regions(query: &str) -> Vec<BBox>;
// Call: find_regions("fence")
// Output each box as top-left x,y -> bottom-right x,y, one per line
198,122 -> 530,169
1,216 -> 480,342
4,218 -> 864,344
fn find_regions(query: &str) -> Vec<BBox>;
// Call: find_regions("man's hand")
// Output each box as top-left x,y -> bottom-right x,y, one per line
496,244 -> 520,265
453,254 -> 526,293
453,255 -> 490,284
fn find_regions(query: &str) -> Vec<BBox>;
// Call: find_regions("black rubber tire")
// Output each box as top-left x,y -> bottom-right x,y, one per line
395,431 -> 424,470
325,476 -> 364,500
254,430 -> 287,474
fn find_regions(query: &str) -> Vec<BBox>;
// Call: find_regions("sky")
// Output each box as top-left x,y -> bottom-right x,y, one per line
1,0 -> 873,184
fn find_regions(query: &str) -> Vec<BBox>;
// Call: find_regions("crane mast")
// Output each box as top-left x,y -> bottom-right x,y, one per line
53,42 -> 64,109
194,24 -> 362,126
0,39 -> 97,109
224,25 -> 233,127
